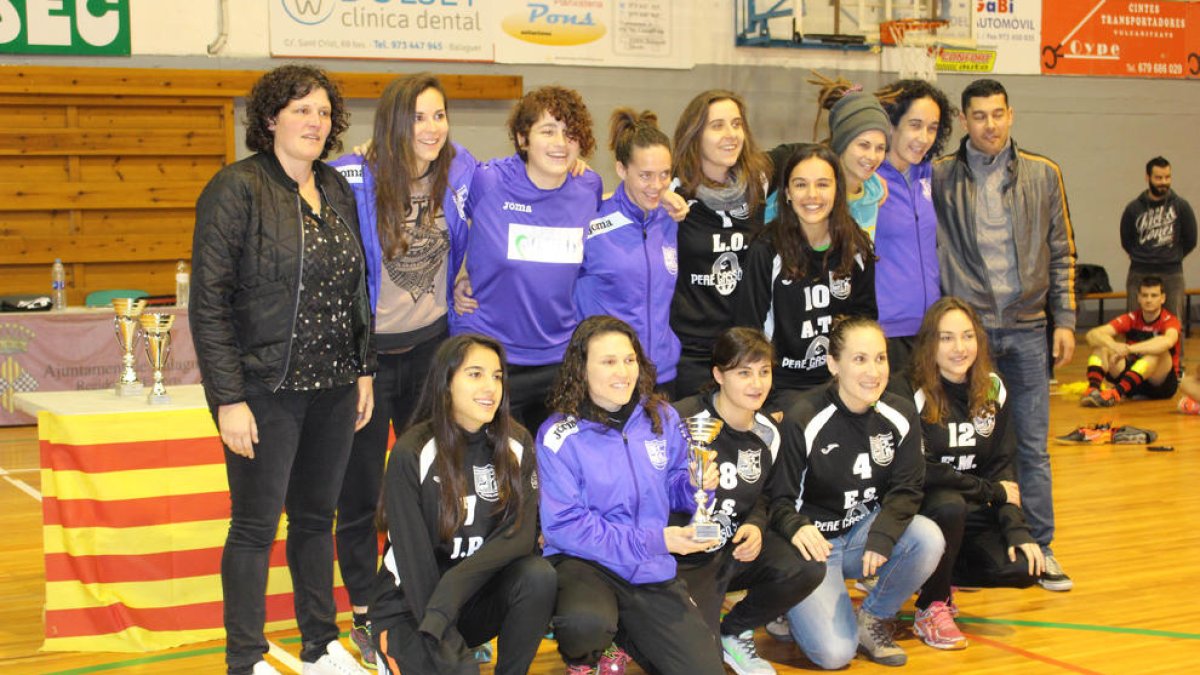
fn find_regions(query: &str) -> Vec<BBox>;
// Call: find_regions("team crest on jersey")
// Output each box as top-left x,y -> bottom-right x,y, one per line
530,469 -> 539,491
473,464 -> 499,502
828,273 -> 851,300
973,411 -> 996,438
869,432 -> 895,466
737,449 -> 763,483
645,439 -> 669,469
920,177 -> 932,202
712,252 -> 742,296
663,245 -> 679,276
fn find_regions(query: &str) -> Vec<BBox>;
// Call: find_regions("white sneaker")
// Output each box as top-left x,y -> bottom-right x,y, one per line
764,615 -> 792,642
303,640 -> 370,674
721,630 -> 777,674
252,661 -> 282,675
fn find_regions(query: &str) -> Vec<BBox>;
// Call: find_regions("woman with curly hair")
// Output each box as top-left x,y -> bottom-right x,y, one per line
191,64 -> 374,675
537,315 -> 724,674
669,90 -> 773,397
325,72 -> 478,666
734,144 -> 877,410
907,297 -> 1043,650
575,108 -> 681,394
368,334 -> 554,674
874,79 -> 954,375
453,85 -> 603,431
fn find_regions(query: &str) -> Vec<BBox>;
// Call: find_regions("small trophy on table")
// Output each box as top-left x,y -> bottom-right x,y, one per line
111,298 -> 147,396
140,313 -> 176,405
681,417 -> 724,541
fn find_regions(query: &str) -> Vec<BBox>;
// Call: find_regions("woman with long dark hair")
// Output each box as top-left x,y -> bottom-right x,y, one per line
538,315 -> 723,674
907,297 -> 1043,650
767,317 -> 942,669
672,327 -> 824,674
192,64 -> 374,675
735,144 -> 876,410
369,334 -> 553,674
575,108 -> 681,394
327,72 -> 475,665
669,90 -> 773,397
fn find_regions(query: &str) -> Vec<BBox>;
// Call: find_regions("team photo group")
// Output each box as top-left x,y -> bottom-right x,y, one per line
190,61 -> 1194,675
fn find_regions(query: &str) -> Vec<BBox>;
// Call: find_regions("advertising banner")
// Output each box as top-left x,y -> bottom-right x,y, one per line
269,0 -> 495,62
1188,1 -> 1200,78
1041,0 -> 1191,78
494,0 -> 692,69
0,0 -> 130,55
974,0 -> 1042,74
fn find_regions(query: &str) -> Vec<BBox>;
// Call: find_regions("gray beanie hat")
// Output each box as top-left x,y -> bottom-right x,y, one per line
828,92 -> 891,156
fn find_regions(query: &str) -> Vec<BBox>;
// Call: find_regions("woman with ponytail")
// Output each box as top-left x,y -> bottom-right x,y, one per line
575,108 -> 681,395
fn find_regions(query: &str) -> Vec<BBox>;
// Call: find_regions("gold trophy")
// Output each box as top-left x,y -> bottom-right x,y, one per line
682,417 -> 724,541
140,313 -> 175,405
112,298 -> 147,396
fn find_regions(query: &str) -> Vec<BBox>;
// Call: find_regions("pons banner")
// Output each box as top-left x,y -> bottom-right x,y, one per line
0,0 -> 130,55
1041,0 -> 1191,78
269,0 -> 495,62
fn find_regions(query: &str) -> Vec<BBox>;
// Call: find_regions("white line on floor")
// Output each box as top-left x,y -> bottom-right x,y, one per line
269,640 -> 305,673
0,465 -> 41,502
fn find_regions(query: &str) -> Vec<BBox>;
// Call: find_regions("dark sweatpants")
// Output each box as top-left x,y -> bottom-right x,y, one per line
373,555 -> 556,675
676,530 -> 824,639
917,489 -> 1039,609
550,556 -> 724,675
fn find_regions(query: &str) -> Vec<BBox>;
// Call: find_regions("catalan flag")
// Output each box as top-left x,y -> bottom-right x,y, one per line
38,391 -> 349,652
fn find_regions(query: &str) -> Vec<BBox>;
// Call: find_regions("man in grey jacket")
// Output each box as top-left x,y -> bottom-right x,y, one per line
932,79 -> 1077,592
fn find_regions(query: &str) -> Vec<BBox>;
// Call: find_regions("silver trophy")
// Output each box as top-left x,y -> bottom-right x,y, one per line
682,417 -> 724,541
140,313 -> 175,405
112,298 -> 147,396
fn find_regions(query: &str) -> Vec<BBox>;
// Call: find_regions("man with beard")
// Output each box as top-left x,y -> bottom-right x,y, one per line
1121,156 -> 1196,321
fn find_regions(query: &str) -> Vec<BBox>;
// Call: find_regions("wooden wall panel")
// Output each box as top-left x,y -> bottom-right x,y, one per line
0,66 -> 520,302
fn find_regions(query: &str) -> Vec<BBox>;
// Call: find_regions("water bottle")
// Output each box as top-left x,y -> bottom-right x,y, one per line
51,258 -> 66,311
175,260 -> 190,308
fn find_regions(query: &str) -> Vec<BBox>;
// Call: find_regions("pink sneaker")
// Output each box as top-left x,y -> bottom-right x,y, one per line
597,644 -> 632,674
567,665 -> 596,675
1179,395 -> 1200,415
913,601 -> 968,650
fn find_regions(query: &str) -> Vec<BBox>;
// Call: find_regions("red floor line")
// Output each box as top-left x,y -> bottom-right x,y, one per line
965,630 -> 1104,675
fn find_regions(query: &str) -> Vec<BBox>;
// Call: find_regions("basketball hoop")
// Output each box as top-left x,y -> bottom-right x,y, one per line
881,19 -> 948,82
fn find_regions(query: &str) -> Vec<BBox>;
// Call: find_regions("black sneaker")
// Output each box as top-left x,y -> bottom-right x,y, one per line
1111,425 -> 1157,444
1039,554 -> 1073,591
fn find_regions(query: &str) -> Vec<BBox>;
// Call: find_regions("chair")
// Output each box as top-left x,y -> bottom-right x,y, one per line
84,289 -> 149,308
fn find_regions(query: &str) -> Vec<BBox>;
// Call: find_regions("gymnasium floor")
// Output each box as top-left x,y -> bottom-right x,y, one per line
1,333 -> 1197,674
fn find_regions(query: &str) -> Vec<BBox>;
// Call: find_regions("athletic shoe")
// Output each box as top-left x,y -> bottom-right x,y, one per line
721,630 -> 777,674
913,601 -> 967,650
1039,554 -> 1074,592
253,661 -> 282,675
856,610 -> 906,666
567,666 -> 596,675
1080,389 -> 1103,407
472,641 -> 493,664
1111,425 -> 1157,444
1178,395 -> 1200,415
303,640 -> 370,675
597,644 -> 631,674
854,575 -> 878,593
764,615 -> 793,642
1055,423 -> 1112,444
349,622 -> 377,670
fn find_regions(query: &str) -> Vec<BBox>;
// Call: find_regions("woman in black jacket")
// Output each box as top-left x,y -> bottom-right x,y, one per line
191,65 -> 376,675
370,333 -> 552,675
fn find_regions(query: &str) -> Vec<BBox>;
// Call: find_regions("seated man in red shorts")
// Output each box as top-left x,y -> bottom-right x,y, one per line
1082,276 -> 1180,407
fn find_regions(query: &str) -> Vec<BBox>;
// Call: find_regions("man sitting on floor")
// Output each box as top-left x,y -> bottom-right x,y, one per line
1082,276 -> 1180,407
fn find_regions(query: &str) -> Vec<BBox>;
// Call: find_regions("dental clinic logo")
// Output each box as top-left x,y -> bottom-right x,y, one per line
280,0 -> 335,25
503,2 -> 606,46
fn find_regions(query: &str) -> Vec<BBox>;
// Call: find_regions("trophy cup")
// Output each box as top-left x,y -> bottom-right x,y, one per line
111,298 -> 148,396
682,417 -> 724,541
140,313 -> 176,405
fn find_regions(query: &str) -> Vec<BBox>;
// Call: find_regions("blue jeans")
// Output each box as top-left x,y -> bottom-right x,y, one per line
785,511 -> 943,670
987,326 -> 1055,554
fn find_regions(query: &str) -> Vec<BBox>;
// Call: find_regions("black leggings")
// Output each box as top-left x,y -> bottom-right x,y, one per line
917,489 -> 1038,608
550,556 -> 724,674
506,362 -> 559,433
677,530 -> 824,638
374,555 -> 556,675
